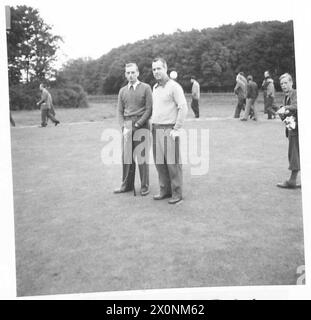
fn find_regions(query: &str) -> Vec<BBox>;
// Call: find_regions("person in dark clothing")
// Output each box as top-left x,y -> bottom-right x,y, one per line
190,76 -> 200,118
114,63 -> 153,196
241,75 -> 259,121
36,84 -> 60,127
276,73 -> 300,189
10,112 -> 15,126
261,71 -> 276,119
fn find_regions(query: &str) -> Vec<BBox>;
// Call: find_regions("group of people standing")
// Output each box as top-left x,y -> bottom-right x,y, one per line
234,70 -> 279,121
15,60 -> 299,196
234,70 -> 300,189
113,59 -> 300,204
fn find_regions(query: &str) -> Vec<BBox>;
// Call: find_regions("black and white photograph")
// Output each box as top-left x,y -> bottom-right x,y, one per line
0,0 -> 310,299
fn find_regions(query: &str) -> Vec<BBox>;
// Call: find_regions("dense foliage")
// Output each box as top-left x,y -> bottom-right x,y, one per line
7,6 -> 89,110
49,84 -> 88,109
7,5 -> 62,84
9,82 -> 88,110
57,21 -> 295,94
7,5 -> 295,108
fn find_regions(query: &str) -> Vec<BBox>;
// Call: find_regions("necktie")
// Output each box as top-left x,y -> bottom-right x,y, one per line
285,95 -> 290,106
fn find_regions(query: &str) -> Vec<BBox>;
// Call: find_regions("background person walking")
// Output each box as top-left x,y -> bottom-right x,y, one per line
241,75 -> 259,121
233,72 -> 247,118
190,76 -> 200,118
36,83 -> 60,127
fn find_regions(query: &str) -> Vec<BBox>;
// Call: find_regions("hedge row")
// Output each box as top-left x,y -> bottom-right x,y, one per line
9,83 -> 89,110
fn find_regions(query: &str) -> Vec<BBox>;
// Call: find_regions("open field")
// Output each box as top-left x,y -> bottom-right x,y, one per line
10,93 -> 304,296
11,92 -> 285,126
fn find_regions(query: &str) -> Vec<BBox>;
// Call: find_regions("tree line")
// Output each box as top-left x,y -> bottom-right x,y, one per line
58,20 -> 296,94
6,5 -> 295,109
7,5 -> 87,110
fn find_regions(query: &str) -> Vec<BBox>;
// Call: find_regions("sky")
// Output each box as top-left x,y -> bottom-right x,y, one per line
1,0 -> 311,299
3,0 -> 302,67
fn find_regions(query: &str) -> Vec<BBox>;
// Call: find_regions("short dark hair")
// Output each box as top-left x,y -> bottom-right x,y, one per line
125,62 -> 139,72
152,57 -> 167,68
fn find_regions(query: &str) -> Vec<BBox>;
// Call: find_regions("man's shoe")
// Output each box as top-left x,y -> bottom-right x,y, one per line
113,188 -> 131,194
141,189 -> 150,196
55,121 -> 60,126
240,118 -> 247,121
276,181 -> 301,189
153,194 -> 172,200
168,197 -> 183,204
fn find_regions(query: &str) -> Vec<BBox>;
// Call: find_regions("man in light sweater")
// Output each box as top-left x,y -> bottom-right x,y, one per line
233,72 -> 247,118
114,63 -> 153,196
151,57 -> 188,204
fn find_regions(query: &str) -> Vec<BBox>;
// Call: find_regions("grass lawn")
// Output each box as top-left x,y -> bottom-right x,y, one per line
10,93 -> 304,296
11,92 -> 285,126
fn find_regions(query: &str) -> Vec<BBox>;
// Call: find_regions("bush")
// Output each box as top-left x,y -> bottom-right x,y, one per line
51,84 -> 89,109
9,83 -> 89,110
9,84 -> 40,110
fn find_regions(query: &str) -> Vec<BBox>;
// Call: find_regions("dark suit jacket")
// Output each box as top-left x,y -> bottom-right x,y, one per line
284,89 -> 298,137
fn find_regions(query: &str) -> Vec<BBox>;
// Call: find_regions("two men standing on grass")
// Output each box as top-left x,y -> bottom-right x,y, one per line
114,58 -> 188,204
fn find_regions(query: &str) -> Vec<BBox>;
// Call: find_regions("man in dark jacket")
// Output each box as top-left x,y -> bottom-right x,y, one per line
241,75 -> 259,121
261,71 -> 276,119
114,63 -> 153,196
37,84 -> 60,127
276,73 -> 300,189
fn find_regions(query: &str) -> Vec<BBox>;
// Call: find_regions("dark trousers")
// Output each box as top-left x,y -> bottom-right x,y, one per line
288,133 -> 300,171
191,98 -> 200,118
152,124 -> 183,198
266,96 -> 277,119
263,94 -> 268,114
242,98 -> 257,120
121,121 -> 150,192
10,112 -> 15,126
234,97 -> 246,118
41,108 -> 59,126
